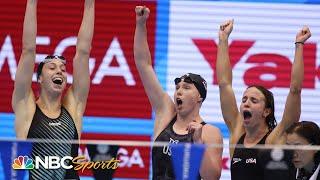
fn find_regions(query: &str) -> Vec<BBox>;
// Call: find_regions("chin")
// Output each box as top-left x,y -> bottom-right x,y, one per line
293,162 -> 303,169
50,86 -> 65,94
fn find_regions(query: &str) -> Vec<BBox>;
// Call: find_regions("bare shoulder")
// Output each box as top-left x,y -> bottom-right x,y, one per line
266,128 -> 287,145
202,124 -> 223,144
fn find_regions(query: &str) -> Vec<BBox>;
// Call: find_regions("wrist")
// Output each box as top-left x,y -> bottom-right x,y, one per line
219,38 -> 228,44
136,23 -> 147,29
295,41 -> 304,45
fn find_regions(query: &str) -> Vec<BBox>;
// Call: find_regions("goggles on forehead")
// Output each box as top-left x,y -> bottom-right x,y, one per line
43,55 -> 66,64
174,76 -> 195,85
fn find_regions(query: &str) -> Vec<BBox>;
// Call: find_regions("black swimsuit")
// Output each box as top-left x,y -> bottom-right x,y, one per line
27,105 -> 79,180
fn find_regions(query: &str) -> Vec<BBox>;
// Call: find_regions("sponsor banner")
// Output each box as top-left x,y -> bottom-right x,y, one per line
167,1 -> 320,124
0,0 -> 157,119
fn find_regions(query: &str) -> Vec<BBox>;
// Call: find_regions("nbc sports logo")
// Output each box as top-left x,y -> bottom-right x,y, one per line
12,156 -> 34,169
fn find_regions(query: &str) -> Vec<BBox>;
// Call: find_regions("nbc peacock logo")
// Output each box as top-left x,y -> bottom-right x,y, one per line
12,155 -> 34,170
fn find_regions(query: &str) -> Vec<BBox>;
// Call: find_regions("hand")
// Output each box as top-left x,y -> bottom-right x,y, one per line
187,120 -> 203,144
219,19 -> 234,41
135,6 -> 150,26
296,26 -> 311,43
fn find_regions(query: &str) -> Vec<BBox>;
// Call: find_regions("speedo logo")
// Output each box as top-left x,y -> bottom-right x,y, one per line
232,158 -> 242,164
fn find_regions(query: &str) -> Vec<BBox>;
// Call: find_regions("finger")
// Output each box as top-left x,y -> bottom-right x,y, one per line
135,6 -> 143,14
220,25 -> 224,31
220,21 -> 228,30
301,26 -> 310,36
144,7 -> 150,14
141,7 -> 150,17
225,19 -> 233,27
189,127 -> 195,134
186,123 -> 191,132
305,27 -> 311,37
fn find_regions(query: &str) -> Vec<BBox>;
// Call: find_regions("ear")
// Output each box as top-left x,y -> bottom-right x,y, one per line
38,74 -> 44,84
197,94 -> 203,103
263,108 -> 271,118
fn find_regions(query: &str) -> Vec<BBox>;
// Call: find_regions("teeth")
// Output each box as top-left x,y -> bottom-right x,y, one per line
176,98 -> 182,105
53,77 -> 63,84
53,77 -> 62,81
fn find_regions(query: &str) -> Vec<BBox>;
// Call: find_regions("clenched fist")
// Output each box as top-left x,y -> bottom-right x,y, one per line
135,6 -> 150,26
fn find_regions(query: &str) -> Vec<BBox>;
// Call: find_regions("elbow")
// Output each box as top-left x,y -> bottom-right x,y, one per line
202,170 -> 221,180
76,41 -> 92,55
201,162 -> 222,180
76,47 -> 91,57
217,75 -> 231,87
218,81 -> 231,89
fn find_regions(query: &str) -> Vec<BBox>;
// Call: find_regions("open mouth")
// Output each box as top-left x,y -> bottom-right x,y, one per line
243,110 -> 252,120
176,98 -> 183,105
52,77 -> 63,85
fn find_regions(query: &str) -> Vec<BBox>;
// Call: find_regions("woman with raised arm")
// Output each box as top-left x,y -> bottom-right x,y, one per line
216,19 -> 311,180
12,0 -> 94,179
134,6 -> 223,180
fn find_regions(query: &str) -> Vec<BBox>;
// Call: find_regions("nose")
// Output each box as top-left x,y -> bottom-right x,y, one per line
293,151 -> 298,158
176,87 -> 182,96
243,100 -> 250,108
56,68 -> 62,75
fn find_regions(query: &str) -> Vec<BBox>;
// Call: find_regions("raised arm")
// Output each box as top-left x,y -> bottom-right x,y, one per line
268,27 -> 311,144
12,0 -> 37,111
66,0 -> 94,113
216,20 -> 242,132
134,6 -> 175,134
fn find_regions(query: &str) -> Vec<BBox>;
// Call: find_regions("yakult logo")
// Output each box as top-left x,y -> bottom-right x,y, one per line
193,39 -> 319,89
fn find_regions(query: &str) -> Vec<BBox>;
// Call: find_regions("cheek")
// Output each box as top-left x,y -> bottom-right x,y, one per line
239,103 -> 244,110
252,105 -> 264,114
304,151 -> 316,162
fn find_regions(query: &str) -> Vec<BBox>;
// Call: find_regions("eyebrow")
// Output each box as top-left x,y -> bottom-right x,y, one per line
47,62 -> 65,66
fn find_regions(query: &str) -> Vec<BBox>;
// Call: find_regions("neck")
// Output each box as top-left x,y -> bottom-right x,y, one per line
175,108 -> 201,128
244,122 -> 269,145
37,91 -> 62,112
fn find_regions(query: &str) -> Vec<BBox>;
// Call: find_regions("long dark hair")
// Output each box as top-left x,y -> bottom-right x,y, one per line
286,121 -> 320,165
247,85 -> 276,131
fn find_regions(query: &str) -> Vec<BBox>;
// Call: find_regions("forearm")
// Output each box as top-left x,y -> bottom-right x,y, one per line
72,0 -> 94,101
14,0 -> 37,95
76,0 -> 94,55
134,24 -> 152,67
22,0 -> 37,51
290,43 -> 304,93
217,39 -> 232,86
